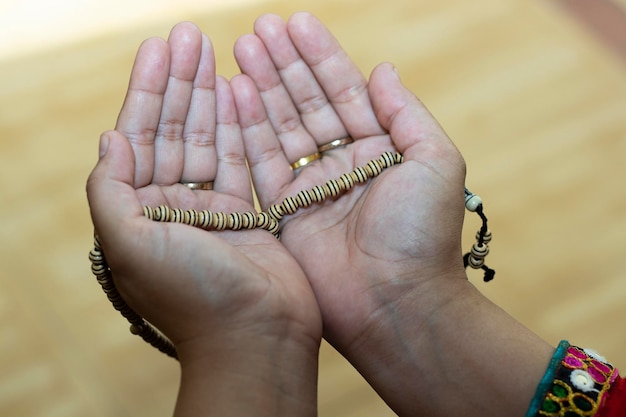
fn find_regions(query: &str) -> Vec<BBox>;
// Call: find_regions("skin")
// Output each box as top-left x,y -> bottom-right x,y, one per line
87,13 -> 555,417
232,12 -> 555,416
87,22 -> 321,417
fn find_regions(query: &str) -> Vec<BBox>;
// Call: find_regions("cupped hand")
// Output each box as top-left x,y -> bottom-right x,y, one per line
232,13 -> 468,351
86,22 -> 322,359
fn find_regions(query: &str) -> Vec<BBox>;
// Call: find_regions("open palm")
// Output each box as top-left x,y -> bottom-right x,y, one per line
232,13 -> 469,352
87,22 -> 321,354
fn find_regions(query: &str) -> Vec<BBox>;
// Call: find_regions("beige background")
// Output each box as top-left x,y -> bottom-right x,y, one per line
1,0 -> 625,415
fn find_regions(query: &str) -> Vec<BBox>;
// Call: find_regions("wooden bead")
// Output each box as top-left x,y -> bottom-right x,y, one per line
108,297 -> 126,312
140,328 -> 158,343
102,284 -> 121,296
241,211 -> 257,229
228,212 -> 243,230
257,212 -> 279,235
186,209 -> 198,227
97,278 -> 114,292
98,279 -> 116,293
110,295 -> 127,310
143,328 -> 160,343
478,229 -> 492,244
142,327 -> 159,343
111,301 -> 128,315
171,208 -> 183,223
100,284 -> 118,297
310,185 -> 326,203
88,248 -> 103,263
266,218 -> 280,236
156,205 -> 171,222
334,177 -> 346,191
135,323 -> 176,358
465,194 -> 483,212
256,212 -> 272,229
322,183 -> 332,199
366,159 -> 383,177
143,206 -> 154,220
326,179 -> 341,198
182,210 -> 190,225
296,190 -> 313,208
153,205 -> 162,221
339,173 -> 355,191
467,255 -> 485,269
352,166 -> 369,183
268,204 -> 284,221
98,284 -> 117,297
129,324 -> 143,335
199,210 -> 212,229
282,196 -> 299,215
165,206 -> 175,222
471,242 -> 490,258
152,206 -> 162,221
379,151 -> 395,168
91,263 -> 108,277
212,212 -> 227,230
93,234 -> 102,250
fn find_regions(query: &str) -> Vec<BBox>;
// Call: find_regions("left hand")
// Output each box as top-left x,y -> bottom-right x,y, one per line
87,22 -> 322,360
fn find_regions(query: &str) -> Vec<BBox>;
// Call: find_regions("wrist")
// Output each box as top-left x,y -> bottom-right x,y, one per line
343,271 -> 554,417
174,327 -> 320,417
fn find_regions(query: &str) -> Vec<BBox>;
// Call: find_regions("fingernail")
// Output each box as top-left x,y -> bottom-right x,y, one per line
392,65 -> 401,80
99,133 -> 110,158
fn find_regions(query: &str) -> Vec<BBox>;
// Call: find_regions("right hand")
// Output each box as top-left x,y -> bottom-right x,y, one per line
232,12 -> 469,351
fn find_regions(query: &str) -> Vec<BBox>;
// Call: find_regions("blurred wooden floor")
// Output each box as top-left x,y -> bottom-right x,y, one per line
1,0 -> 625,416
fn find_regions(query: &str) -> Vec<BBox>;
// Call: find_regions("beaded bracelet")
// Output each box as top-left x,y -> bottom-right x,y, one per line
526,340 -> 620,417
89,151 -> 494,359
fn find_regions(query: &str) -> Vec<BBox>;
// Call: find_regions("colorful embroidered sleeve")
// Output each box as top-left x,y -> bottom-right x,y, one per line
525,340 -> 624,417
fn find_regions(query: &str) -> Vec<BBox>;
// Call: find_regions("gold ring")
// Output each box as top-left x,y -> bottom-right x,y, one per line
180,181 -> 214,190
290,152 -> 322,170
318,137 -> 354,153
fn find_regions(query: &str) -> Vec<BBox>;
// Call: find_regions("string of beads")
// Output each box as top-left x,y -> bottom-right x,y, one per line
89,235 -> 178,358
463,189 -> 495,281
89,151 -> 493,360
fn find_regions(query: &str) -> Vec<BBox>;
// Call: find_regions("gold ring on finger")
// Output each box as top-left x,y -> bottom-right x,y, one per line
318,136 -> 354,154
290,152 -> 322,170
180,181 -> 214,190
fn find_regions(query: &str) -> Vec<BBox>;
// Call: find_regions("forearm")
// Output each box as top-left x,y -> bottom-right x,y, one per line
345,275 -> 554,417
174,332 -> 320,417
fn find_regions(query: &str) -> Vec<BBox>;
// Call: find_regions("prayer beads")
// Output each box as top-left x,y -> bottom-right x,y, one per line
89,151 -> 493,359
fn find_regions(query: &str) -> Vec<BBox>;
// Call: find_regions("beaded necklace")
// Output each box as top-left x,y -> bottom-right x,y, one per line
89,151 -> 493,360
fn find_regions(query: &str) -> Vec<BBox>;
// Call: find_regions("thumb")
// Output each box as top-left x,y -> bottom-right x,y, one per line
86,130 -> 143,246
369,63 -> 460,164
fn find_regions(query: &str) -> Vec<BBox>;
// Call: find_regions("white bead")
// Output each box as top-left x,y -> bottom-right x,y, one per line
570,369 -> 596,393
465,194 -> 483,212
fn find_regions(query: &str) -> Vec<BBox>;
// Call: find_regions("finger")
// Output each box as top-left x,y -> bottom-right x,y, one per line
115,37 -> 170,187
369,63 -> 464,174
213,76 -> 253,203
252,14 -> 347,144
152,22 -> 203,185
286,12 -> 386,139
234,33 -> 318,163
86,131 -> 144,252
231,73 -> 293,208
181,32 -> 218,184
